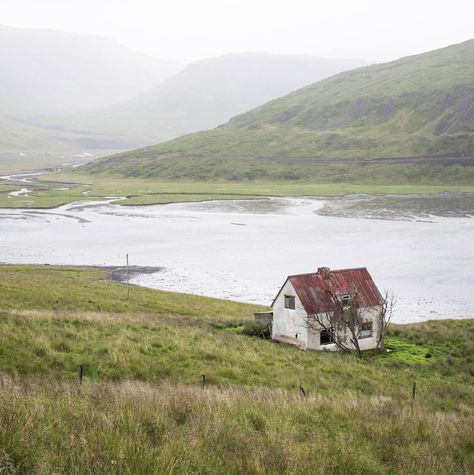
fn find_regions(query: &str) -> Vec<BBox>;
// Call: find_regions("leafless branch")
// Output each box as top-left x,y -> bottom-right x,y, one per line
376,291 -> 396,351
303,286 -> 396,357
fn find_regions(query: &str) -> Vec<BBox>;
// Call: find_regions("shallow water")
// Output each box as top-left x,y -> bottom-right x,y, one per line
0,196 -> 473,323
317,192 -> 474,220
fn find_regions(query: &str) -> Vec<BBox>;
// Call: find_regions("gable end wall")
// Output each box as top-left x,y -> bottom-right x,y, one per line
271,280 -> 308,347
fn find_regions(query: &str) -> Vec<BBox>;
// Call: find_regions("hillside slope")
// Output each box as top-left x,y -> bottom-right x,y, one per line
84,40 -> 474,182
0,266 -> 472,473
55,52 -> 366,147
0,24 -> 182,121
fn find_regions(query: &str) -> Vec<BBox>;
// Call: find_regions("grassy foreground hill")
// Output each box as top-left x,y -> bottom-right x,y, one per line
83,39 -> 474,183
0,265 -> 473,473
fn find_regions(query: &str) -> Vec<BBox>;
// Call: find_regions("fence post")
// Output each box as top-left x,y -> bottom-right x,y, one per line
412,381 -> 416,400
79,365 -> 84,385
200,374 -> 206,390
299,380 -> 306,397
126,254 -> 130,300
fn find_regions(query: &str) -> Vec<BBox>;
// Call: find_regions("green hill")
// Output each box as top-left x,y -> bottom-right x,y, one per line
84,39 -> 474,183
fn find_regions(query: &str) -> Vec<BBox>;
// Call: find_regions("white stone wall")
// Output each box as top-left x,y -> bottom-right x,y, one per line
271,280 -> 308,347
356,305 -> 383,350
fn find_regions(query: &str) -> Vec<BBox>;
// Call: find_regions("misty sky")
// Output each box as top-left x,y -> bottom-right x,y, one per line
1,0 -> 473,63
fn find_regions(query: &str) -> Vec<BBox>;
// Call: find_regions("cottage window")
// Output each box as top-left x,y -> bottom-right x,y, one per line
359,322 -> 373,338
320,328 -> 334,345
340,294 -> 351,306
284,295 -> 295,309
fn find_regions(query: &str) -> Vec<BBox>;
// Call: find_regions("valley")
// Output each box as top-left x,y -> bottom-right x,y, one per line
1,15 -> 473,473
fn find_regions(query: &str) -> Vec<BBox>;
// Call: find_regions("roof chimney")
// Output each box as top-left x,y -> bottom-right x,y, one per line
318,267 -> 331,279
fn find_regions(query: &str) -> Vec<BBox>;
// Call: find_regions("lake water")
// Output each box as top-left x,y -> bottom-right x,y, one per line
0,196 -> 473,323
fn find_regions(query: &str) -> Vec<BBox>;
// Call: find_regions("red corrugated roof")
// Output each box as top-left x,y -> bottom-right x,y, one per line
273,267 -> 384,314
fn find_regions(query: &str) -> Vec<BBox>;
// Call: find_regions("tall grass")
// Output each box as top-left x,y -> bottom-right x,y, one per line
0,376 -> 472,474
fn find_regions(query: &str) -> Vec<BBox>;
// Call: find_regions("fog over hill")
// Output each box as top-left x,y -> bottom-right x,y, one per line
53,52 -> 366,147
0,24 -> 184,169
0,26 -> 365,170
0,24 -> 183,121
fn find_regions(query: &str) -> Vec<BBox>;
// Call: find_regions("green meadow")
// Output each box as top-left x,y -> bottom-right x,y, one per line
1,171 -> 473,209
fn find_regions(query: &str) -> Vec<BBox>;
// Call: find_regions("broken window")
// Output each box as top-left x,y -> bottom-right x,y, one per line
359,321 -> 373,338
340,294 -> 351,306
320,328 -> 334,345
284,295 -> 295,309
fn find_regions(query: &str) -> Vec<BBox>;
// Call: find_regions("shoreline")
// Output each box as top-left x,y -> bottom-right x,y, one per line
1,264 -> 472,325
1,166 -> 474,210
1,191 -> 472,222
105,265 -> 165,284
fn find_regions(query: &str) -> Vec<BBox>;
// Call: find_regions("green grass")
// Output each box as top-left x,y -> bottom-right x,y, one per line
383,337 -> 433,364
0,265 -> 472,392
0,266 -> 258,321
0,265 -> 473,473
0,183 -> 21,193
1,378 -> 472,474
1,172 -> 473,209
81,153 -> 474,184
0,377 -> 472,475
117,193 -> 262,206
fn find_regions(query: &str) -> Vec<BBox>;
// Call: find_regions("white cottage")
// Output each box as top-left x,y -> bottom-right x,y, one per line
271,267 -> 385,351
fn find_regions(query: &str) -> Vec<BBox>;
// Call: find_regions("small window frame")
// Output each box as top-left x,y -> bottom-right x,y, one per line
320,328 -> 334,346
284,295 -> 296,309
339,294 -> 351,306
359,321 -> 373,339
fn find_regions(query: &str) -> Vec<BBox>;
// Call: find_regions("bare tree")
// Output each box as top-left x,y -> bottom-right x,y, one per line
304,288 -> 395,358
375,291 -> 395,352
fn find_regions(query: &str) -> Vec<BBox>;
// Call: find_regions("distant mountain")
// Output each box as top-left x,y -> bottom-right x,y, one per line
0,24 -> 183,121
0,24 -> 183,170
55,52 -> 366,147
84,40 -> 474,183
